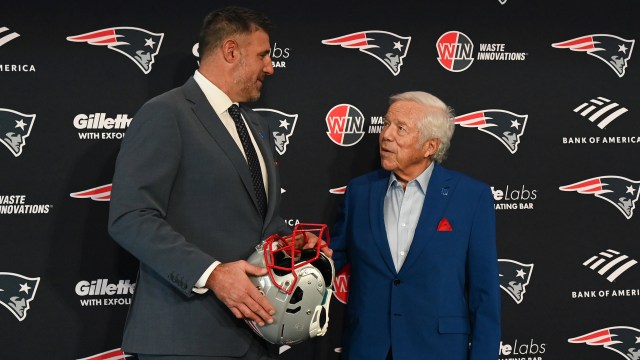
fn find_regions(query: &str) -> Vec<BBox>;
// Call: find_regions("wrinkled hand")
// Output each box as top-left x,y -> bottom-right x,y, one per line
293,232 -> 333,258
206,260 -> 275,326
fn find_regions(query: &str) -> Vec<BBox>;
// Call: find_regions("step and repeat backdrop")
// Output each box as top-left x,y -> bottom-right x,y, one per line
2,0 -> 639,359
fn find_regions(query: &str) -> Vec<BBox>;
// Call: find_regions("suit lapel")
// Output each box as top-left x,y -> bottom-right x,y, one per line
369,170 -> 398,275
400,164 -> 456,271
181,78 -> 259,215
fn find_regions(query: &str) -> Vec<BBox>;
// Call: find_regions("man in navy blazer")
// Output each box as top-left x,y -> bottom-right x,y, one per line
330,91 -> 501,360
108,7 -> 293,359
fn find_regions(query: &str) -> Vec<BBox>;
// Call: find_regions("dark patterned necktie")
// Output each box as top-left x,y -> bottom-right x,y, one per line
228,104 -> 267,218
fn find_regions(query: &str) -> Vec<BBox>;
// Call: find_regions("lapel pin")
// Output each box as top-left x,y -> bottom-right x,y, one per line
441,187 -> 449,196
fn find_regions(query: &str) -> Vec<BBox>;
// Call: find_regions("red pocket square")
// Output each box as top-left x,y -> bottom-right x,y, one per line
437,218 -> 453,232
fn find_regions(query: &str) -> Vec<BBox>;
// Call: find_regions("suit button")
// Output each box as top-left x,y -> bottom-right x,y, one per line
393,279 -> 401,286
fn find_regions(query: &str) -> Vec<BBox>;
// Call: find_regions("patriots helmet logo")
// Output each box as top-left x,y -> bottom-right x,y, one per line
569,326 -> 640,360
455,110 -> 527,154
498,259 -> 533,304
67,27 -> 164,74
0,108 -> 36,157
0,272 -> 40,321
254,108 -> 298,155
322,31 -> 411,76
560,176 -> 640,219
552,34 -> 635,77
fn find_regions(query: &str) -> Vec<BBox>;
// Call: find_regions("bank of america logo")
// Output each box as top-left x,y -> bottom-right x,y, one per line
583,249 -> 637,282
573,97 -> 628,129
0,27 -> 20,47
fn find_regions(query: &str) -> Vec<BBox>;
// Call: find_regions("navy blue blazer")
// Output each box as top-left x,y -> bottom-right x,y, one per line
331,163 -> 501,360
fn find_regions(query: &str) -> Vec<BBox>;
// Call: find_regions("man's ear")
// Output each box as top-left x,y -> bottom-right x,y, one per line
221,39 -> 240,63
423,138 -> 440,158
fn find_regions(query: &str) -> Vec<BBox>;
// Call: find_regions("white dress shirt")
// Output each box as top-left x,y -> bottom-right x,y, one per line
384,162 -> 434,272
192,70 -> 269,293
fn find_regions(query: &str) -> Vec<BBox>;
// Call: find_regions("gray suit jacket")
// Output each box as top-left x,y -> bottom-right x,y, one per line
108,77 -> 290,356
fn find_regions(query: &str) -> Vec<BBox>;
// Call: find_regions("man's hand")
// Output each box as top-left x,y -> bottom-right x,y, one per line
206,260 -> 275,326
293,232 -> 333,258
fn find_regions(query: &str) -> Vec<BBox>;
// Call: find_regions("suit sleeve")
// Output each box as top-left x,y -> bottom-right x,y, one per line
467,186 -> 501,360
108,99 -> 215,297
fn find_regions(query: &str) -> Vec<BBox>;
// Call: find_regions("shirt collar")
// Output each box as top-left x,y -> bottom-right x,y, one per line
193,70 -> 235,116
387,162 -> 435,194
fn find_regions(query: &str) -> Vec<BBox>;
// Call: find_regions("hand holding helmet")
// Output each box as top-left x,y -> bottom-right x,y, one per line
245,223 -> 335,345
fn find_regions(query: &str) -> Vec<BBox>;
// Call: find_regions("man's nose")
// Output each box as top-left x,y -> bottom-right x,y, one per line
380,126 -> 392,141
264,56 -> 274,75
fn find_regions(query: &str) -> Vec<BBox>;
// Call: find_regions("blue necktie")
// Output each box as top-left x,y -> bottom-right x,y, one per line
228,104 -> 267,218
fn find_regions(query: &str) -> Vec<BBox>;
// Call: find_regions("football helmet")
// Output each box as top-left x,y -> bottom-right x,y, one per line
245,223 -> 335,345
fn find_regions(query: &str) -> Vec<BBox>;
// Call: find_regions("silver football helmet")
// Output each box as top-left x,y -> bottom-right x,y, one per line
246,223 -> 335,345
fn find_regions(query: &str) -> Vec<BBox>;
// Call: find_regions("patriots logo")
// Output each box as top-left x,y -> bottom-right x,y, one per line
254,108 -> 298,155
498,259 -> 533,304
322,31 -> 411,76
569,326 -> 640,360
67,27 -> 164,74
560,176 -> 640,220
0,108 -> 36,157
552,34 -> 635,77
0,272 -> 40,321
455,110 -> 527,154
70,184 -> 112,201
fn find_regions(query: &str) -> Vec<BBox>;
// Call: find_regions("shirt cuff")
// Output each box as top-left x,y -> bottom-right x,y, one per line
192,261 -> 220,294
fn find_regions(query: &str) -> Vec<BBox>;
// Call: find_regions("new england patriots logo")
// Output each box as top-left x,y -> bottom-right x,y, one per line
0,272 -> 40,321
560,176 -> 640,220
322,31 -> 411,76
254,108 -> 298,155
498,259 -> 533,304
455,110 -> 527,154
569,326 -> 640,360
67,27 -> 164,74
0,108 -> 35,157
552,34 -> 635,77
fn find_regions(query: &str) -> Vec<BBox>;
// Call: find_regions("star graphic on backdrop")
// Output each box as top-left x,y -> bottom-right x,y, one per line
145,38 -> 156,48
626,185 -> 636,195
511,119 -> 521,129
19,283 -> 31,294
516,269 -> 526,279
393,41 -> 404,51
279,119 -> 290,129
619,44 -> 628,54
15,119 -> 27,130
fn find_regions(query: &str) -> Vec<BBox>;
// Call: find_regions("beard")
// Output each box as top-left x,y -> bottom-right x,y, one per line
234,56 -> 261,102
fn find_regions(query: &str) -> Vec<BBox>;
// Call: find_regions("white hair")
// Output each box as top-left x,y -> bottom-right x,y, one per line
389,91 -> 455,163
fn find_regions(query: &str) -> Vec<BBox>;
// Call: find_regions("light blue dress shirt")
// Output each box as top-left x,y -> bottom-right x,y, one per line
384,162 -> 434,272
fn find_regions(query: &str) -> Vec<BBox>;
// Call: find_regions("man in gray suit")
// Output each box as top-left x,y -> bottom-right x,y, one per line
108,6 -> 295,359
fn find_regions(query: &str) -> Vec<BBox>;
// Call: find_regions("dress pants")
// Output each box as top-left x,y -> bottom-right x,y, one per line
136,336 -> 276,360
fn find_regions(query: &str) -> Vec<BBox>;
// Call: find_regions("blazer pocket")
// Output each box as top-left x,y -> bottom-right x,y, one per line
438,316 -> 470,334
